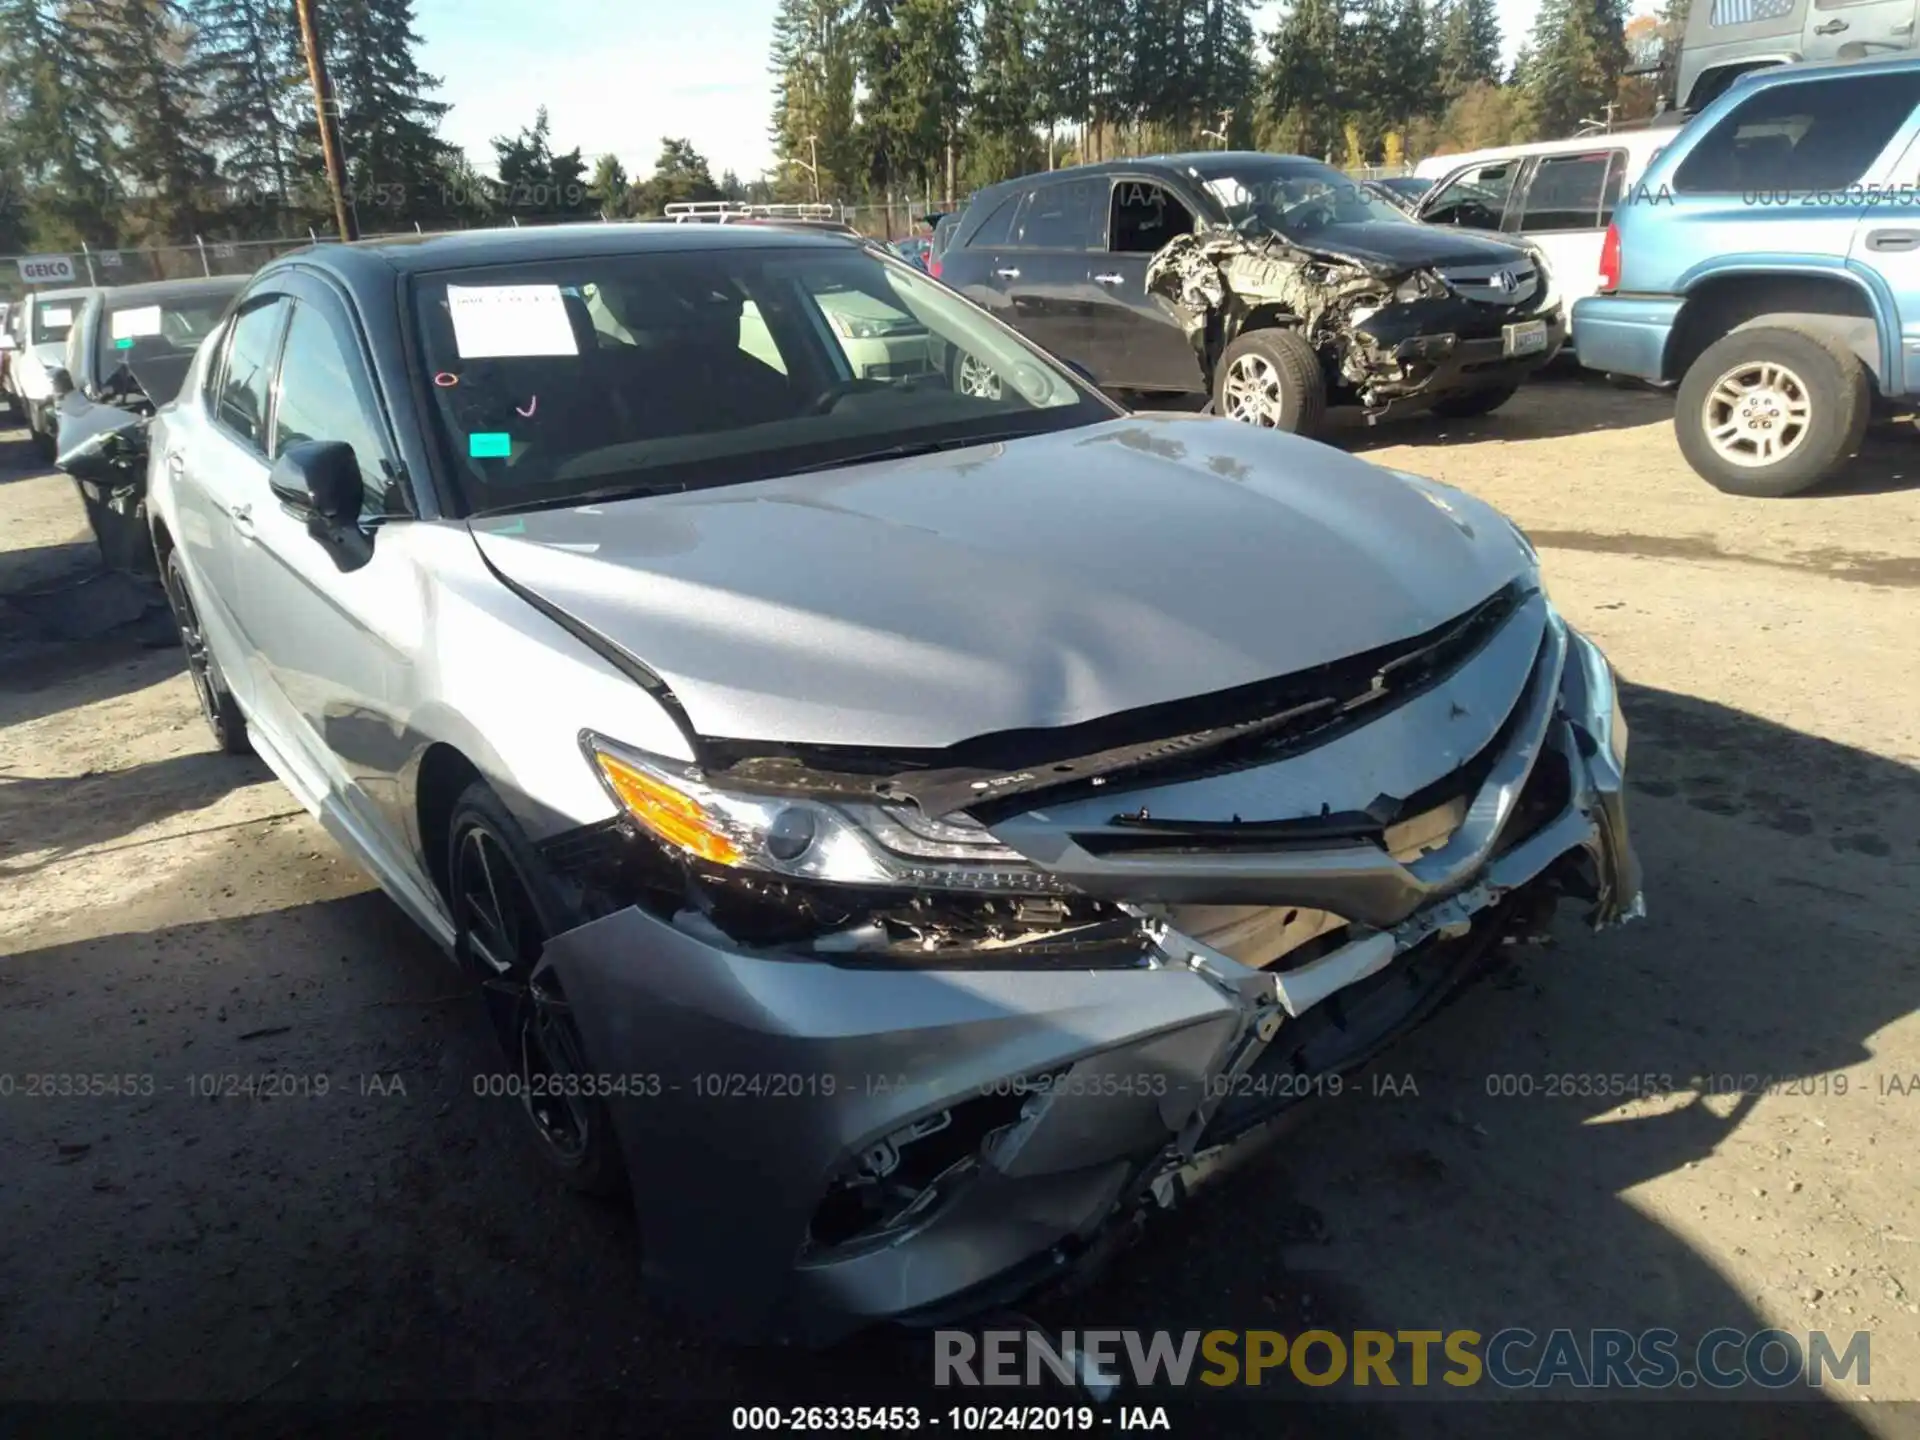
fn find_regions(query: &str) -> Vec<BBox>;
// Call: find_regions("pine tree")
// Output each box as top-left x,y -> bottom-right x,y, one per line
1525,0 -> 1629,136
1434,0 -> 1501,102
0,0 -> 120,246
1192,0 -> 1257,146
768,0 -> 860,201
894,0 -> 971,198
188,0 -> 309,229
1265,0 -> 1349,161
587,154 -> 629,218
86,0 -> 220,244
854,0 -> 914,194
970,0 -> 1043,176
319,0 -> 457,231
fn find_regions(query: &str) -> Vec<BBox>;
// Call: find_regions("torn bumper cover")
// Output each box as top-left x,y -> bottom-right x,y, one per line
1144,229 -> 1563,410
544,597 -> 1639,1346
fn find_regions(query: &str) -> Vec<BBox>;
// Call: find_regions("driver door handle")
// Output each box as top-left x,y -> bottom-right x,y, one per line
228,501 -> 255,537
994,267 -> 1021,280
1813,17 -> 1847,32
1093,272 -> 1125,285
166,453 -> 184,477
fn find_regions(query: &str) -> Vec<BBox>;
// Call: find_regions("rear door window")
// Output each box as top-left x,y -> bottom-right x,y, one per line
1673,73 -> 1920,192
1518,151 -> 1622,232
1009,179 -> 1104,249
964,194 -> 1021,248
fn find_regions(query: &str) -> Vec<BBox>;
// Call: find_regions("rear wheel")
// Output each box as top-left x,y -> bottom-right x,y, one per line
447,781 -> 627,1198
1428,383 -> 1520,420
1674,326 -> 1869,497
163,549 -> 250,755
1212,328 -> 1327,436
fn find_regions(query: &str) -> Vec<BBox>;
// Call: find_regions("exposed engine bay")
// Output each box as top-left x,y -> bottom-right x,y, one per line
1144,227 -> 1557,410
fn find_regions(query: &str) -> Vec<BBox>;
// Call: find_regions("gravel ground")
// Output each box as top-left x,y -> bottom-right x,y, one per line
2,375 -> 1917,1437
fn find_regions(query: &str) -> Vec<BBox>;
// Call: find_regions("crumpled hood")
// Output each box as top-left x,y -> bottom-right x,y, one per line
469,415 -> 1531,750
1287,221 -> 1532,273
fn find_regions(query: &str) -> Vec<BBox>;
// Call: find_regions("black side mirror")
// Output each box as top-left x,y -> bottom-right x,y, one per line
49,366 -> 73,398
270,439 -> 364,524
1064,358 -> 1099,388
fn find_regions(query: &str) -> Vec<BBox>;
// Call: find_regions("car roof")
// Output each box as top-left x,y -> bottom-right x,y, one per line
28,286 -> 98,304
262,220 -> 860,294
1413,127 -> 1684,179
97,275 -> 248,307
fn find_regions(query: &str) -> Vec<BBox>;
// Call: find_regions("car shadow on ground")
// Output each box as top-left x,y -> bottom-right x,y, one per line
0,686 -> 1913,1437
1333,372 -> 1671,455
0,425 -> 50,481
0,747 -> 269,874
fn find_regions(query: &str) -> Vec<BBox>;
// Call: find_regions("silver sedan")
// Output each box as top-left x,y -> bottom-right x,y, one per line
147,221 -> 1642,1346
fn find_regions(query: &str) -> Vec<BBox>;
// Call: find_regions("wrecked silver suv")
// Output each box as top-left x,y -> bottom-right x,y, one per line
149,222 -> 1638,1346
941,152 -> 1563,436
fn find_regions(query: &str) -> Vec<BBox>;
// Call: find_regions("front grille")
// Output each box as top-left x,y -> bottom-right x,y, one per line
1438,262 -> 1540,308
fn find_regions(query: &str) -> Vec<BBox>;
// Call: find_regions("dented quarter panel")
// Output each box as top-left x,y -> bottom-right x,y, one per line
468,415 -> 1532,752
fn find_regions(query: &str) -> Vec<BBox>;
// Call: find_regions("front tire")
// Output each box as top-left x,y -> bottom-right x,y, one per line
1212,328 -> 1328,436
163,549 -> 251,755
1674,327 -> 1869,497
948,345 -> 1003,400
1429,383 -> 1520,420
447,781 -> 627,1198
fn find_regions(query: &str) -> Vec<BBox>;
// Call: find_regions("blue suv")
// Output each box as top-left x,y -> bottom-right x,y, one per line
1573,58 -> 1920,496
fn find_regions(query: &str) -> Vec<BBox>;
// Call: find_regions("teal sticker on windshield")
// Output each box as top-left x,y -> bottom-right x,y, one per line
469,432 -> 511,459
115,337 -> 134,349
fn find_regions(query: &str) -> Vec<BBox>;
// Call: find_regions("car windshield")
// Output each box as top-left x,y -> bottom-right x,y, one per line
411,243 -> 1113,514
1194,158 -> 1416,239
31,299 -> 79,344
97,294 -> 231,377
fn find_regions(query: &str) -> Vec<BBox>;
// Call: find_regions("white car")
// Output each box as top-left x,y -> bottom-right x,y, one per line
1414,129 -> 1680,332
4,286 -> 101,456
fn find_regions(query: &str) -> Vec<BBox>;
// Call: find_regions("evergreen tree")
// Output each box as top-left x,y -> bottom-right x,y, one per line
0,0 -> 119,246
85,0 -> 220,244
1265,0 -> 1349,161
969,0 -> 1043,176
768,0 -> 860,201
1435,0 -> 1501,103
320,0 -> 458,230
1192,0 -> 1257,146
893,0 -> 970,196
491,108 -> 592,221
854,0 -> 914,194
631,137 -> 723,214
587,153 -> 629,218
1524,0 -> 1629,136
189,0 -> 309,228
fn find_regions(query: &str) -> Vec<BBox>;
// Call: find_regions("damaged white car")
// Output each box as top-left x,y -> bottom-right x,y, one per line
147,222 -> 1642,1345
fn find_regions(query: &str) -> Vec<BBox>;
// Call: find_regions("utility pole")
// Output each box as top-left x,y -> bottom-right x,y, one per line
295,0 -> 357,242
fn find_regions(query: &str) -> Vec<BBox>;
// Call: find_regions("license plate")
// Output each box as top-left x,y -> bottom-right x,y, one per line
1504,319 -> 1549,357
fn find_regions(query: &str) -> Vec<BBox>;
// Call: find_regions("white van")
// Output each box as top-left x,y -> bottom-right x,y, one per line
1411,128 -> 1683,328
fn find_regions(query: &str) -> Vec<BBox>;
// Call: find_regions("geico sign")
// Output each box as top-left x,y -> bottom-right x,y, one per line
17,255 -> 77,283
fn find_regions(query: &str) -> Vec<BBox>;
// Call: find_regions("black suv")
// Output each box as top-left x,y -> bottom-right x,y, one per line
938,152 -> 1563,434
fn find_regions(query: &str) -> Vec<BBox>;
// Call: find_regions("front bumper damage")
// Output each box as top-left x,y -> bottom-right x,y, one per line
543,599 -> 1641,1345
1145,230 -> 1562,412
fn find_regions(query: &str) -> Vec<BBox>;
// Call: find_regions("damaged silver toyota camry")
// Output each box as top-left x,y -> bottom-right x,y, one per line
147,222 -> 1642,1346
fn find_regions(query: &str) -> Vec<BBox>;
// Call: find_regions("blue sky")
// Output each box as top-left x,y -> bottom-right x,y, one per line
414,0 -> 1570,183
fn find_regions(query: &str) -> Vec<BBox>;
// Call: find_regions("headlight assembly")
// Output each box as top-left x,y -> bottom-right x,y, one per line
581,732 -> 1070,894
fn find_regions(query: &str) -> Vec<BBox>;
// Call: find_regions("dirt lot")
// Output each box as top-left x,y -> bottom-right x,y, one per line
3,375 -> 1918,1436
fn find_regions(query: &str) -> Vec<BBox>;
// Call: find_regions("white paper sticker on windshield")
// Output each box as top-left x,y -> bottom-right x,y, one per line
41,306 -> 72,326
111,305 -> 164,339
446,284 -> 578,359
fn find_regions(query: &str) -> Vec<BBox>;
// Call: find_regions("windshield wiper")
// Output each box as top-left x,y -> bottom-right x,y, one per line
782,431 -> 1035,477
